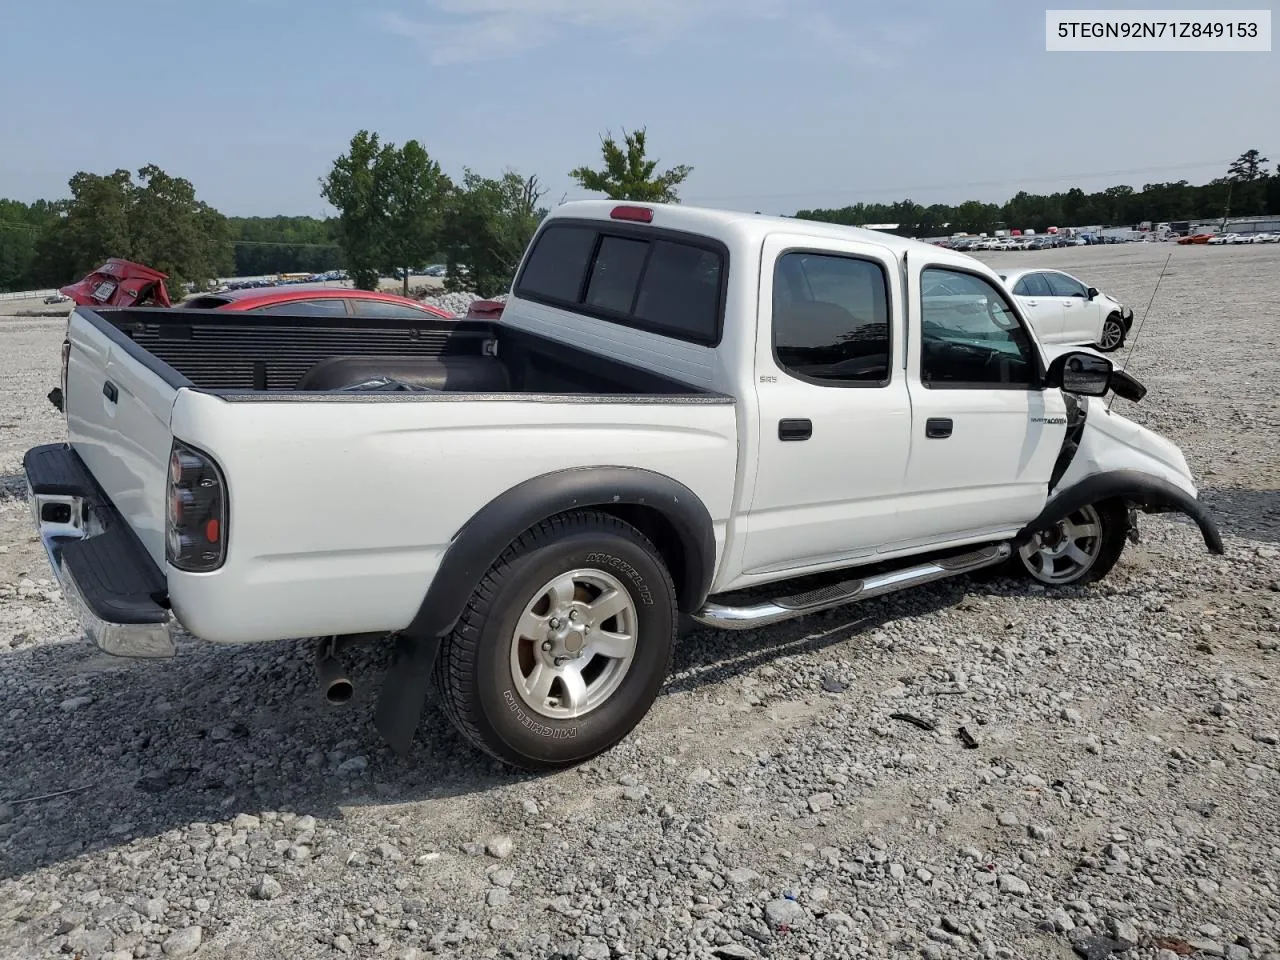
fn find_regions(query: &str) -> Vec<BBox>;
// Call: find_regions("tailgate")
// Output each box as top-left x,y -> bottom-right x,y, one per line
64,309 -> 179,567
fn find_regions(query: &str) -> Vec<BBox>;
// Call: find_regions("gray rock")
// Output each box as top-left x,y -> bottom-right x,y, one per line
161,926 -> 203,957
486,835 -> 514,859
764,898 -> 806,928
252,875 -> 282,901
727,867 -> 761,886
807,792 -> 834,813
998,874 -> 1030,896
336,755 -> 368,774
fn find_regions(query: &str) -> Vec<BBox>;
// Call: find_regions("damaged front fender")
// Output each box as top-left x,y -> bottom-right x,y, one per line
1016,469 -> 1224,555
1024,401 -> 1224,555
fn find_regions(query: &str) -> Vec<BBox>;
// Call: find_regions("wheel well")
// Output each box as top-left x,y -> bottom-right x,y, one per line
591,504 -> 691,611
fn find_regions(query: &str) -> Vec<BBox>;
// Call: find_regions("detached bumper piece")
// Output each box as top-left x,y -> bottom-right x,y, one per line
22,443 -> 175,658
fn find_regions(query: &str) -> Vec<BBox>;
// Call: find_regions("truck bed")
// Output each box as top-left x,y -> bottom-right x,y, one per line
57,305 -> 739,645
87,306 -> 722,400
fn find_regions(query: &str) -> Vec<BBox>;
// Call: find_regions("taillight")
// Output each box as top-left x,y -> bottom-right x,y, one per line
165,440 -> 228,572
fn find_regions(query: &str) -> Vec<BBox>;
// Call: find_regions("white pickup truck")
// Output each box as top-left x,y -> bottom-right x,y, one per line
25,201 -> 1223,771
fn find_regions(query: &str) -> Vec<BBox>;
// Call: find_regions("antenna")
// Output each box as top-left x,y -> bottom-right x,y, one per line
1107,251 -> 1173,411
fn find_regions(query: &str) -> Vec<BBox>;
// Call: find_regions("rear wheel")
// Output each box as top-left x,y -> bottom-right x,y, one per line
434,510 -> 677,771
1015,500 -> 1128,586
1096,313 -> 1126,352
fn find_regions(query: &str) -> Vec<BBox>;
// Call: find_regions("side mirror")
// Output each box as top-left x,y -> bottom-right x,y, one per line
1086,286 -> 1099,299
1046,350 -> 1112,396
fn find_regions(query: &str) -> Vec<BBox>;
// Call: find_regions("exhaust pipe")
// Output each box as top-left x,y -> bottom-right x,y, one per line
315,642 -> 354,705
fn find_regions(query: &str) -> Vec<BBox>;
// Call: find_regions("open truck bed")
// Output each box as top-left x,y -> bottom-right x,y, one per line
96,306 -> 715,397
42,305 -> 737,648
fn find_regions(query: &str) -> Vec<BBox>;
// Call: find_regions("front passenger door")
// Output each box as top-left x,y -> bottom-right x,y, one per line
894,264 -> 1067,550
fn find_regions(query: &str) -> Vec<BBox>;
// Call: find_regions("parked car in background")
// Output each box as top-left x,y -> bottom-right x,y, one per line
179,287 -> 456,319
43,293 -> 72,304
999,269 -> 1133,352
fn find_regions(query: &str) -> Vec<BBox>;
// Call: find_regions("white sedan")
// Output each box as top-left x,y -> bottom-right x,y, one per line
999,268 -> 1133,352
993,268 -> 1136,350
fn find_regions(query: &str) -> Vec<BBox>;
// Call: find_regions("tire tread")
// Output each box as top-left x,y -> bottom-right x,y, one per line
433,510 -> 675,767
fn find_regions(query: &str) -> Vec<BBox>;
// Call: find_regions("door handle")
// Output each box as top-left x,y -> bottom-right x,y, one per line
1026,300 -> 1038,305
778,418 -> 812,441
925,417 -> 953,439
102,380 -> 119,403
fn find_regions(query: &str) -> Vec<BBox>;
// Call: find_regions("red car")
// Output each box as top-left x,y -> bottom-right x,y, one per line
181,287 -> 455,319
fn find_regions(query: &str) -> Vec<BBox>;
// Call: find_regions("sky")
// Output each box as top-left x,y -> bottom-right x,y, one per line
0,0 -> 1276,218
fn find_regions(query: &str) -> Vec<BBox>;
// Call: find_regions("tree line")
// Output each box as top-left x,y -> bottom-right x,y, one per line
796,149 -> 1277,236
1,141 -> 1273,295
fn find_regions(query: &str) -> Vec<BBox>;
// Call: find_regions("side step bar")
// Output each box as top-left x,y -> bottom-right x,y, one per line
691,543 -> 1011,631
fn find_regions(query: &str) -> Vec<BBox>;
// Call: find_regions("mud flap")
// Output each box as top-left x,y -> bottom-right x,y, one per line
373,633 -> 442,755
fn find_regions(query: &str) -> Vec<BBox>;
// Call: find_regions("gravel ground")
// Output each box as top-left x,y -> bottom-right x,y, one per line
1,244 -> 1278,960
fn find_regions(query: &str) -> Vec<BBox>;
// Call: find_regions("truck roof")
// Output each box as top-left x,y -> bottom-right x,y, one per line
546,200 -> 940,258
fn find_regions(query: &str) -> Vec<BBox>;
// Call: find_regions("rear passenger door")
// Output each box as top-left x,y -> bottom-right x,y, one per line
1011,272 -> 1064,342
739,235 -> 911,578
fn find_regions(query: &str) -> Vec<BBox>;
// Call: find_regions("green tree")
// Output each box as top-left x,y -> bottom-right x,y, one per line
569,127 -> 692,203
19,166 -> 231,292
228,216 -> 344,276
321,130 -> 391,290
1227,148 -> 1269,182
0,198 -> 60,291
377,139 -> 452,295
128,164 -> 234,292
440,171 -> 546,298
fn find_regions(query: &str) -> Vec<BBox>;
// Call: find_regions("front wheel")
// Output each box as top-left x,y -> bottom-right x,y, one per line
434,510 -> 678,771
1096,313 -> 1126,352
1015,500 -> 1129,586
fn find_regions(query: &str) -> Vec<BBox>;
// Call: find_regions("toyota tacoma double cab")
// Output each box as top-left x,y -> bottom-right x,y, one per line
23,201 -> 1223,772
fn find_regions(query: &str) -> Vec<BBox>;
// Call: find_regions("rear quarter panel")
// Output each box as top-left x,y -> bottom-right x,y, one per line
166,391 -> 739,644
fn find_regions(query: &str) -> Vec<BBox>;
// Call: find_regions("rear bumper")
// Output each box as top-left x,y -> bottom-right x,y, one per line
22,443 -> 176,658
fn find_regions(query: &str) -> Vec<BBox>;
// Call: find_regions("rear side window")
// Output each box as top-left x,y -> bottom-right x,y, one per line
517,225 -> 598,303
1013,273 -> 1052,297
252,298 -> 349,316
772,252 -> 891,385
633,241 -> 723,342
349,298 -> 437,318
515,221 -> 725,346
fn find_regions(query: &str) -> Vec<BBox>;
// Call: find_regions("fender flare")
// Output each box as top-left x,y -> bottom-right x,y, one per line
1015,469 -> 1224,555
406,465 -> 717,641
375,466 -> 718,753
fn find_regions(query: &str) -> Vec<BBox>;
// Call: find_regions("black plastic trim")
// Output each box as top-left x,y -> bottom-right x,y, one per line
405,466 -> 718,640
1016,469 -> 1224,555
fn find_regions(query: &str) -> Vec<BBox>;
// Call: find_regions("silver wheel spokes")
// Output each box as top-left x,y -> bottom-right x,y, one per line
1019,503 -> 1104,585
1100,320 -> 1123,350
509,568 -> 638,720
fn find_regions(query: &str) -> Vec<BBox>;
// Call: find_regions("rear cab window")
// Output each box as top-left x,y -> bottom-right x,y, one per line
514,220 -> 727,346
